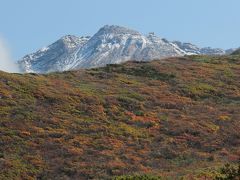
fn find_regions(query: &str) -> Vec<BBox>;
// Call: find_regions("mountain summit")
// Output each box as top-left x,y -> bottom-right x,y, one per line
18,25 -> 233,73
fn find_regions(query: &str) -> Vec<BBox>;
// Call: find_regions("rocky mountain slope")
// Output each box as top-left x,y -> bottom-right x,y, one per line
18,25 -> 234,73
18,35 -> 90,73
1,54 -> 240,179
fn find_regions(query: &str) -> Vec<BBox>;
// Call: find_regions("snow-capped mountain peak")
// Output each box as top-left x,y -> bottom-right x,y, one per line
18,25 -> 231,73
97,25 -> 141,36
19,35 -> 90,73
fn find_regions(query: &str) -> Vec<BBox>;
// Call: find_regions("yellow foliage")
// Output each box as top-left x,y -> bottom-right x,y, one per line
218,115 -> 231,121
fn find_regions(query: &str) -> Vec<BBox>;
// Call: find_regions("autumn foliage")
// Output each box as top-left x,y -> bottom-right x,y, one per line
0,55 -> 240,179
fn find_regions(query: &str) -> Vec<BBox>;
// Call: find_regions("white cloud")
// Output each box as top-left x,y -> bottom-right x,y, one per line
0,36 -> 19,73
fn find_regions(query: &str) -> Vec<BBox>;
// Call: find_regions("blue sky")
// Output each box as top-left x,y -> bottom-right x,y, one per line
0,0 -> 240,60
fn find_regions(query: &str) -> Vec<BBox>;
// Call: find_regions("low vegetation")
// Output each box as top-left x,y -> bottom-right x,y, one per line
0,55 -> 239,179
215,162 -> 240,180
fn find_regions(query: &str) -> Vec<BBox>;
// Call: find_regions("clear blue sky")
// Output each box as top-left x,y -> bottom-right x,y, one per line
0,0 -> 239,60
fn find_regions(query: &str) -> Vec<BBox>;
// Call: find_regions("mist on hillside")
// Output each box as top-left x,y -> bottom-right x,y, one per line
0,37 -> 19,73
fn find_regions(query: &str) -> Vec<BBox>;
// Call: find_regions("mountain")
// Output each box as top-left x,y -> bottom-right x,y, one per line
231,48 -> 240,55
171,41 -> 229,55
1,55 -> 240,179
18,25 -> 231,73
18,35 -> 90,73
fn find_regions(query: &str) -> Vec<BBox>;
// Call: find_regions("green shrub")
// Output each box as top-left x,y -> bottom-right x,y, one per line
215,162 -> 240,180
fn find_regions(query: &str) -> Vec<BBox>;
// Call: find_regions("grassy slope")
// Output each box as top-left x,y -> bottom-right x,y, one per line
0,55 -> 240,179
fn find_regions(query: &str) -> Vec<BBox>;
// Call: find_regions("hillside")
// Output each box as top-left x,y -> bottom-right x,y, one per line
0,55 -> 240,179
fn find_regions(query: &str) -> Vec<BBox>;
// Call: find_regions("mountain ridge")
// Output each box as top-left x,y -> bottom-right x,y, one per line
18,25 -> 235,73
